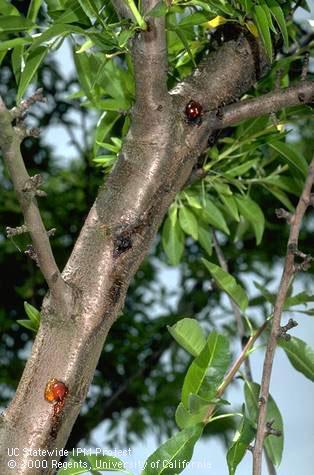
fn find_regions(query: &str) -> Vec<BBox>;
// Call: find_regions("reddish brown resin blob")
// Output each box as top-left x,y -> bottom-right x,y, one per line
185,100 -> 203,121
44,378 -> 68,403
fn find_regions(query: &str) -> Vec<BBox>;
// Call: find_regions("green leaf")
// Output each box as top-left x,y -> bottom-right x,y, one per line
98,98 -> 130,112
0,15 -> 35,32
168,318 -> 206,357
278,337 -> 314,382
175,402 -> 207,429
179,12 -> 209,26
162,215 -> 185,266
16,319 -> 38,333
225,159 -> 258,178
181,332 -> 231,408
202,259 -> 248,311
227,411 -> 255,475
269,141 -> 308,178
29,23 -> 86,51
17,46 -> 47,101
141,424 -> 203,475
24,301 -> 40,326
265,0 -> 289,48
284,291 -> 314,308
77,0 -> 103,24
253,281 -> 276,304
201,198 -> 230,235
220,194 -> 239,222
253,5 -> 273,61
188,393 -> 213,413
260,1 -> 276,33
244,382 -> 283,466
235,195 -> 265,245
12,44 -> 24,83
197,221 -> 212,256
262,185 -> 294,212
27,0 -> 42,21
264,175 -> 302,196
0,37 -> 32,52
0,50 -> 7,66
184,192 -> 202,209
0,0 -> 20,16
48,0 -> 90,25
94,111 -> 120,154
73,50 -> 94,101
179,206 -> 198,240
172,28 -> 196,67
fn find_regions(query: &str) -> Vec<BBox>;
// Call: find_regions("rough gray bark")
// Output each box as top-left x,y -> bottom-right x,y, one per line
0,5 -> 313,474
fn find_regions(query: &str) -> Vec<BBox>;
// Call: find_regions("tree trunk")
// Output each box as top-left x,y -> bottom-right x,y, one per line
1,24 -> 270,474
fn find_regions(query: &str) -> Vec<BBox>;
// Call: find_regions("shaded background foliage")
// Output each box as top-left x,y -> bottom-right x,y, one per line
0,0 -> 313,456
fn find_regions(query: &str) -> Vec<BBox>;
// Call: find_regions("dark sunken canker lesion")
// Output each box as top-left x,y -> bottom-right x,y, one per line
113,231 -> 133,258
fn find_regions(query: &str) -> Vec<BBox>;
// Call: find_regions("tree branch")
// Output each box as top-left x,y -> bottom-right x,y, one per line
1,29 -> 302,473
252,158 -> 314,475
209,80 -> 314,130
131,0 -> 168,113
0,94 -> 67,304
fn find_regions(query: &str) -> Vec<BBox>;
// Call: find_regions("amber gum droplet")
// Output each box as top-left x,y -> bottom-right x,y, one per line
44,378 -> 68,403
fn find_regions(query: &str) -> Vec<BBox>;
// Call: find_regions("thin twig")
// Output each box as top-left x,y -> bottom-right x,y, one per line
11,88 -> 46,119
208,81 -> 314,130
0,93 -> 67,303
252,158 -> 314,475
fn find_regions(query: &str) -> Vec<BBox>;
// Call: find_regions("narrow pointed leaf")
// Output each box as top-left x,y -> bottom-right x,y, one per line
0,16 -> 35,32
203,259 -> 248,311
202,198 -> 230,235
16,320 -> 37,333
269,141 -> 308,178
197,221 -> 212,256
179,207 -> 198,240
278,337 -> 314,382
253,5 -> 273,61
162,215 -> 185,266
235,195 -> 265,245
266,0 -> 289,47
284,291 -> 314,308
27,0 -> 42,21
220,194 -> 240,221
17,46 -> 47,101
0,37 -> 32,52
24,301 -> 40,326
